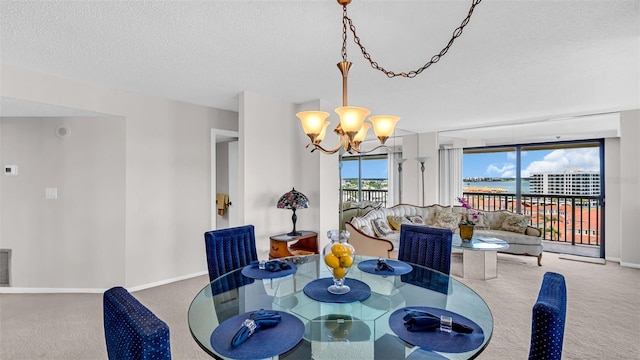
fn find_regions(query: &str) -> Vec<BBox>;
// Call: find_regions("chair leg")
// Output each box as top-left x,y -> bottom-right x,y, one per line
537,253 -> 542,266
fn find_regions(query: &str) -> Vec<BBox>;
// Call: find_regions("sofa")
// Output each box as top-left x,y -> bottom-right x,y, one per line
340,200 -> 382,230
345,204 -> 543,265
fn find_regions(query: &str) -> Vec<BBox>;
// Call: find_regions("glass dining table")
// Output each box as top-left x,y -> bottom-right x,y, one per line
188,255 -> 493,360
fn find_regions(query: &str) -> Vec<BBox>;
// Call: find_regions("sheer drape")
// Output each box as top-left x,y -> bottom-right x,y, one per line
438,147 -> 463,205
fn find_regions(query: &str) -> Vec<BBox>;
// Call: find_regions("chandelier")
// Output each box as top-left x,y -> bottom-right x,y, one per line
297,0 -> 482,155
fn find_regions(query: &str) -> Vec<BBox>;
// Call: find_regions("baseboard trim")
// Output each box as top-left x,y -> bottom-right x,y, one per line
0,270 -> 208,294
605,256 -> 621,263
558,254 -> 606,264
620,261 -> 640,269
128,271 -> 208,292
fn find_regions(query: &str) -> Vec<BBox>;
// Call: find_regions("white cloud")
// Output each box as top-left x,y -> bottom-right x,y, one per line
486,163 -> 516,177
523,148 -> 600,177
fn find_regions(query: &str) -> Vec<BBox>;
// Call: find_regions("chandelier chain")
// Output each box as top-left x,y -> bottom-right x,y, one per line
341,5 -> 348,62
343,0 -> 482,78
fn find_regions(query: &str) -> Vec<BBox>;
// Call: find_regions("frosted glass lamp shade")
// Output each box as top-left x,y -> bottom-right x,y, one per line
369,115 -> 400,144
335,106 -> 370,135
297,111 -> 331,143
316,121 -> 331,144
353,122 -> 371,143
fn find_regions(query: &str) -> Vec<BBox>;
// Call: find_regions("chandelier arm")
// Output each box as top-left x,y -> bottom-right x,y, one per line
350,144 -> 390,155
306,141 -> 345,155
344,0 -> 482,78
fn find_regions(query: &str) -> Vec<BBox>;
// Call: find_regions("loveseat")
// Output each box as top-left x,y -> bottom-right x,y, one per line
345,204 -> 543,265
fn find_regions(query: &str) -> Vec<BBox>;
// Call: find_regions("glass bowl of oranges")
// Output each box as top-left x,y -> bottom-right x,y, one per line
323,230 -> 355,294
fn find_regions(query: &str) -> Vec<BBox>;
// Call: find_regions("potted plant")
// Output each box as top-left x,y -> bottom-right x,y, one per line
457,197 -> 478,240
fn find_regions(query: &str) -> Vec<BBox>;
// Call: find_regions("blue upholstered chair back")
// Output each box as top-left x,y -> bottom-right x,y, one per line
398,225 -> 453,275
529,272 -> 567,360
103,286 -> 171,360
204,225 -> 258,282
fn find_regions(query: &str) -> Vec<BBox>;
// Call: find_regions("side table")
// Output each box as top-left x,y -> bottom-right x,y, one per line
452,235 -> 510,280
269,231 -> 318,259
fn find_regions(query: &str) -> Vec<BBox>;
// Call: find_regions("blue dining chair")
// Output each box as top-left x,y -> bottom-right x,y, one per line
204,225 -> 259,282
398,225 -> 453,275
103,286 -> 171,360
528,272 -> 567,360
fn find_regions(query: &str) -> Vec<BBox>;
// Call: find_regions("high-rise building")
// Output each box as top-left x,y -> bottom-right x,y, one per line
529,169 -> 600,195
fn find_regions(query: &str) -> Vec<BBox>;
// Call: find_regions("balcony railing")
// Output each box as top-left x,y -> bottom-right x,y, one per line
341,189 -> 388,207
461,192 -> 601,246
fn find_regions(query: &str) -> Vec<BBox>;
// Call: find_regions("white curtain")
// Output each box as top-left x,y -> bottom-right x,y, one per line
439,147 -> 463,205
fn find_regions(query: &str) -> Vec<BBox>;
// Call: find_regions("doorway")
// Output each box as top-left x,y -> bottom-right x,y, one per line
211,129 -> 239,230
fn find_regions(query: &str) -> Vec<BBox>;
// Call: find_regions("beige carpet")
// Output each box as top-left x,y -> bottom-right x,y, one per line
1,252 -> 638,360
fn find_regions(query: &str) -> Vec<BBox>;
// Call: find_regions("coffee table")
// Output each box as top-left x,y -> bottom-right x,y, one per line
453,235 -> 509,280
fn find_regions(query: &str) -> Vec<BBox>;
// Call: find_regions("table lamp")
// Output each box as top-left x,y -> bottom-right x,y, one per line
277,188 -> 310,236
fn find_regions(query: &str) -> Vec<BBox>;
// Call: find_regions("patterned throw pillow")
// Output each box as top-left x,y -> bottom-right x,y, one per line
371,218 -> 394,237
473,211 -> 490,230
499,213 -> 531,234
359,224 -> 375,237
386,215 -> 412,230
435,209 -> 462,231
406,215 -> 426,226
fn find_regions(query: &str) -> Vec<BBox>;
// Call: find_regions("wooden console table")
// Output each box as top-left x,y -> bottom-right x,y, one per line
269,231 -> 318,259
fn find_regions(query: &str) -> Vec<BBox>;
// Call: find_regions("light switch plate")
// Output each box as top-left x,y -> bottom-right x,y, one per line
45,188 -> 58,199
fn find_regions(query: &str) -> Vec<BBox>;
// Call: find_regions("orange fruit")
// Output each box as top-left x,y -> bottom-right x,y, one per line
332,266 -> 346,279
339,255 -> 353,268
324,253 -> 340,268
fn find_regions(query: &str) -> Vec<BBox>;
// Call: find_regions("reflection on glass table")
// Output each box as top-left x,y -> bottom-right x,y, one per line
188,255 -> 493,360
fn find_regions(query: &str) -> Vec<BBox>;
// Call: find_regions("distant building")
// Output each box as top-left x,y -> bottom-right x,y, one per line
529,169 -> 600,195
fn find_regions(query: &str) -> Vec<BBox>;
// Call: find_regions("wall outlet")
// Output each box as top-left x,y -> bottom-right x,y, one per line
4,165 -> 17,176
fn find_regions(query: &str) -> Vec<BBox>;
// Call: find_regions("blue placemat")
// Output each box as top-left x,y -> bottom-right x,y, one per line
388,307 -> 484,353
210,311 -> 305,359
241,262 -> 297,279
303,278 -> 371,303
357,259 -> 413,276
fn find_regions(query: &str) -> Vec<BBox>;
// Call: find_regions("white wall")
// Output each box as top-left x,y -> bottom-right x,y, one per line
239,93 -> 340,255
1,64 -> 237,290
604,137 -> 621,262
619,111 -> 640,267
296,99 -> 340,250
1,116 -> 125,288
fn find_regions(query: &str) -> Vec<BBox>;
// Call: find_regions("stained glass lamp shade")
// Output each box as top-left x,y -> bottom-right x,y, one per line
277,188 -> 310,236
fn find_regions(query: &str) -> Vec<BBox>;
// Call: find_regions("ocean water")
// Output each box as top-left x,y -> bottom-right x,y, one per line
463,180 -> 530,193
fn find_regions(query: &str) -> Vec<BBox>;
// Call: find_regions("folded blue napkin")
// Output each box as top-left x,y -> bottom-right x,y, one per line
375,258 -> 395,272
403,309 -> 473,334
249,260 -> 292,272
230,309 -> 282,347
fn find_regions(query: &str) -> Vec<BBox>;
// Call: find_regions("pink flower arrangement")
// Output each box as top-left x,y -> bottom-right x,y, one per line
457,197 -> 479,225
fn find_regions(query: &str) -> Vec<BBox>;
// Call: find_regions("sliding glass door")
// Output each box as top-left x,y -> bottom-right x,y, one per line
462,140 -> 604,257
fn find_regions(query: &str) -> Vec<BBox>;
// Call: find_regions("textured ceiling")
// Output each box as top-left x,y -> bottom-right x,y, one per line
1,0 -> 638,138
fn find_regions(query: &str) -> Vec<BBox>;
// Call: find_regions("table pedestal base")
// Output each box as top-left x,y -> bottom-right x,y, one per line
462,249 -> 498,280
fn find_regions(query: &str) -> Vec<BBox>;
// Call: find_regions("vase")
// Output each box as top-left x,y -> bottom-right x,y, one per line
459,224 -> 474,240
323,230 -> 355,294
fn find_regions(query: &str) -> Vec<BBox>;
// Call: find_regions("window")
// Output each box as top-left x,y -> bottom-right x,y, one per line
340,154 -> 388,206
462,140 -> 604,247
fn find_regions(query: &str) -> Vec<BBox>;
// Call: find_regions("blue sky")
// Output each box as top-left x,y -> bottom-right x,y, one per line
342,158 -> 387,179
463,148 -> 600,178
342,147 -> 600,179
